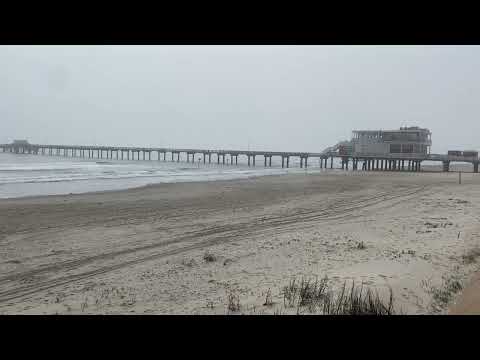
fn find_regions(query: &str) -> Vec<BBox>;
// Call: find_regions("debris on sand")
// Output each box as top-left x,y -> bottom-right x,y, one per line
203,252 -> 217,263
182,258 -> 197,267
223,258 -> 233,266
356,241 -> 366,250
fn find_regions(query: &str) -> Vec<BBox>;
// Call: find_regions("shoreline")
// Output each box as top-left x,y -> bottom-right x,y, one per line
0,164 -> 325,202
0,171 -> 319,203
1,152 -> 477,203
1,170 -> 479,314
0,169 -> 306,201
0,172 -> 269,202
0,168 -> 472,203
0,158 -> 476,202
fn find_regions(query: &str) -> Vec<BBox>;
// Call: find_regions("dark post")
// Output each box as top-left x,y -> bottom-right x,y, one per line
443,161 -> 450,172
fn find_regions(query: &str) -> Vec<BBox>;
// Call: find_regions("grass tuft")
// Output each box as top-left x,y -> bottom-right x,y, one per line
226,291 -> 241,313
203,251 -> 217,263
431,278 -> 462,306
462,247 -> 480,264
282,276 -> 396,315
263,288 -> 274,306
326,281 -> 395,315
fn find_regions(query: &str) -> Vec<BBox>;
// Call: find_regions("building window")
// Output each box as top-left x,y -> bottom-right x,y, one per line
390,144 -> 401,153
402,144 -> 413,153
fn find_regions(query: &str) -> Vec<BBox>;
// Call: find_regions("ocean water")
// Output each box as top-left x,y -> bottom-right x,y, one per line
0,152 -> 326,199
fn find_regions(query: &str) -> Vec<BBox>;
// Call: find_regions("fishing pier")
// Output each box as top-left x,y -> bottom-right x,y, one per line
1,127 -> 479,172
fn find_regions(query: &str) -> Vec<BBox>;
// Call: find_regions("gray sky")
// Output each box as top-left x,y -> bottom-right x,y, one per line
1,45 -> 479,153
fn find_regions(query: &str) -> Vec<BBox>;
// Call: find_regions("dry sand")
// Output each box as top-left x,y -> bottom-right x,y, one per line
449,272 -> 480,314
1,170 -> 480,314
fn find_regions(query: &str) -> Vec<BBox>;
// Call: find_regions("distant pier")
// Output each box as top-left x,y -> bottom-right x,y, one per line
0,140 -> 478,172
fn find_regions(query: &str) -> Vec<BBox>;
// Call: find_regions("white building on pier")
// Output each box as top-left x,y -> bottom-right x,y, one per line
351,126 -> 432,158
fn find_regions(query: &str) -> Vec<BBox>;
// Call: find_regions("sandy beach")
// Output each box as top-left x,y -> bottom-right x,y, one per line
1,170 -> 480,314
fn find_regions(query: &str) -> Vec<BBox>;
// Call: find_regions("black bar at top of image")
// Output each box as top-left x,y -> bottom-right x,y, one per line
1,30 -> 480,45
2,1 -> 480,44
1,9 -> 480,45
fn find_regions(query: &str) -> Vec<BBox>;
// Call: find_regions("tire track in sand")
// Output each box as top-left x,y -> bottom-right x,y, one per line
0,186 -> 426,305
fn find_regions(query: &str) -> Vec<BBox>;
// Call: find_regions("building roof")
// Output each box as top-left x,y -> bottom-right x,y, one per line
352,127 -> 431,134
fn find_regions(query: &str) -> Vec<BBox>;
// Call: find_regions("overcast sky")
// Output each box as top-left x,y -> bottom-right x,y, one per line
1,45 -> 479,153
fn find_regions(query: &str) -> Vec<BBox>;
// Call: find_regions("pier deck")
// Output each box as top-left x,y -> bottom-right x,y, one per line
1,142 -> 478,172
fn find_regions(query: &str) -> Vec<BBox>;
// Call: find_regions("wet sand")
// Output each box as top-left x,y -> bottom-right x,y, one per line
1,170 -> 480,314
